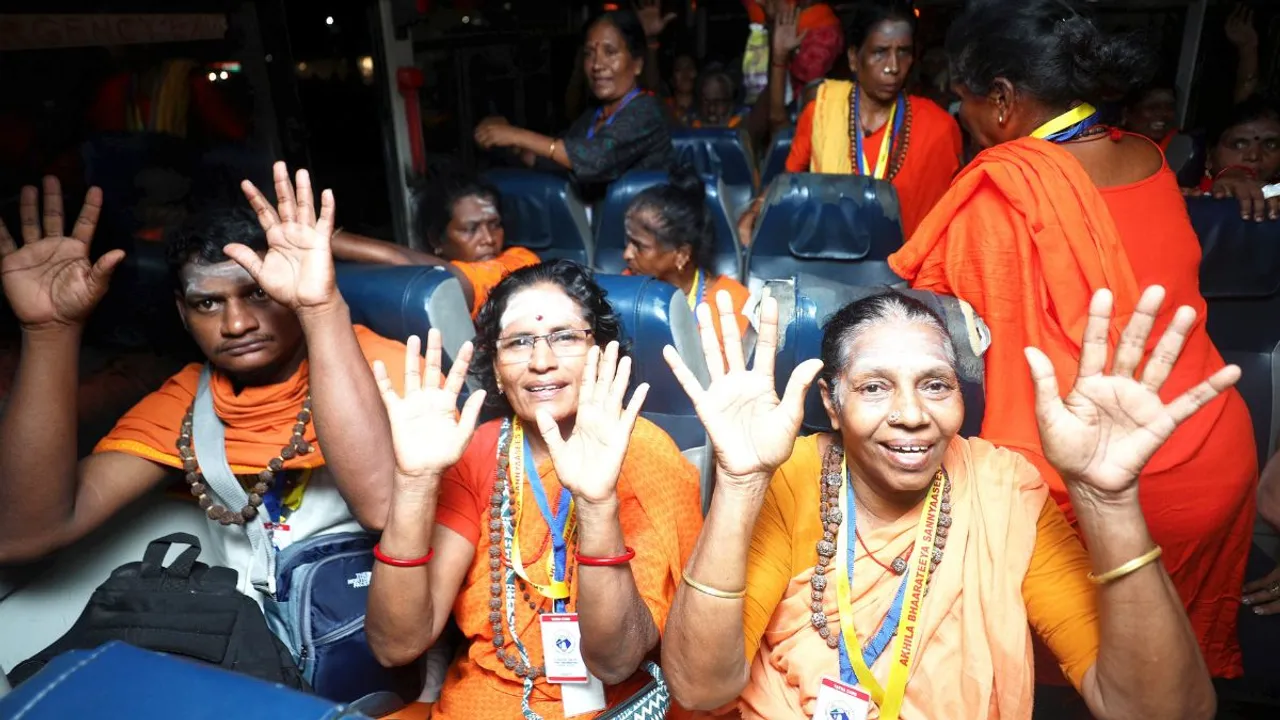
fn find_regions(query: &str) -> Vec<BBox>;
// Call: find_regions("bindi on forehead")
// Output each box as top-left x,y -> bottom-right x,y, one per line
500,287 -> 585,331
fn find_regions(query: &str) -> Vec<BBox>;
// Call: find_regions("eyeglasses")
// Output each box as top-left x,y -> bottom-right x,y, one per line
496,329 -> 594,365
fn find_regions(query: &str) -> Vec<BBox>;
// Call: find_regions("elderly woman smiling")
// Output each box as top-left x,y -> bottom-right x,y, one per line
659,287 -> 1228,720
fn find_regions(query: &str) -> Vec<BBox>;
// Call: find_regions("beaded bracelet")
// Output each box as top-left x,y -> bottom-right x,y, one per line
575,546 -> 636,566
373,543 -> 435,568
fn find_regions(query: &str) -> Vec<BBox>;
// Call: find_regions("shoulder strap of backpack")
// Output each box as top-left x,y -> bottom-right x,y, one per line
192,365 -> 276,595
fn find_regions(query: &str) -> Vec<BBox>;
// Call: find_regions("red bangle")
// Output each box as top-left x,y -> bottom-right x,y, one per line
373,543 -> 434,567
575,546 -> 636,566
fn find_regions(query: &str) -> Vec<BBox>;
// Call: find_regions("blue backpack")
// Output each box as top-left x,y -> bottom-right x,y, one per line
266,531 -> 421,704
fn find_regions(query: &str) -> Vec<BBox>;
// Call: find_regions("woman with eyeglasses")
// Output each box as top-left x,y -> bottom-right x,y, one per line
364,260 -> 703,719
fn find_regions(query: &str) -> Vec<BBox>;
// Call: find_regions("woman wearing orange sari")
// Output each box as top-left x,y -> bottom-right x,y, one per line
659,287 -> 1226,719
364,260 -> 703,719
622,169 -> 749,356
888,0 -> 1258,683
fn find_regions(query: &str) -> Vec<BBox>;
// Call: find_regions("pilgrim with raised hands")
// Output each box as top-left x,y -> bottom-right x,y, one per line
364,261 -> 702,719
659,287 -> 1224,720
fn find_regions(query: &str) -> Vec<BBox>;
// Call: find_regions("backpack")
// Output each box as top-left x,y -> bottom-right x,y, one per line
265,531 -> 421,704
6,532 -> 306,691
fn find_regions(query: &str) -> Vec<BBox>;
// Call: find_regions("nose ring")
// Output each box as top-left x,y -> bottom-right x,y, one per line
888,411 -> 902,423
882,66 -> 892,75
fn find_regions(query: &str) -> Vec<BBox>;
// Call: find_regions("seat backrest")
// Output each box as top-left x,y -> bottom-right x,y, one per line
767,274 -> 989,439
760,126 -> 796,189
336,264 -> 476,383
483,169 -> 593,265
593,171 -> 743,281
671,126 -> 758,191
747,173 -> 904,287
1188,197 -> 1280,466
594,274 -> 715,512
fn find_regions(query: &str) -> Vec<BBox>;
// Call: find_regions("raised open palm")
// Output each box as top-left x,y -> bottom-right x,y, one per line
771,3 -> 807,56
1027,286 -> 1241,497
0,178 -> 123,331
233,162 -> 338,314
535,341 -> 648,504
373,330 -> 486,480
664,291 -> 822,489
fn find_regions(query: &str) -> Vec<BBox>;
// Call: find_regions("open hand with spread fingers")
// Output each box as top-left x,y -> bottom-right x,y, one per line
373,329 -> 486,485
1027,286 -> 1242,501
0,177 -> 122,332
664,291 -> 823,491
234,162 -> 341,316
534,341 -> 648,506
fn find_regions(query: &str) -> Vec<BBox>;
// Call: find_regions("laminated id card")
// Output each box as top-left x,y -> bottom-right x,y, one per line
812,676 -> 871,720
539,613 -> 589,683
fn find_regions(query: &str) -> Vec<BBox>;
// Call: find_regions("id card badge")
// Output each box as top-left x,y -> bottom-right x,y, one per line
539,614 -> 605,716
812,677 -> 871,720
265,522 -> 292,551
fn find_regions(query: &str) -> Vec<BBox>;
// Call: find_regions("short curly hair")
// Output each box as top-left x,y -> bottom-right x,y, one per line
165,204 -> 267,291
470,260 -> 625,413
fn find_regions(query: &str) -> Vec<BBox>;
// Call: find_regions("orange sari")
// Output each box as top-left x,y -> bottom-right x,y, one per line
700,273 -> 750,352
888,138 -> 1257,678
786,83 -> 963,239
94,325 -> 408,473
453,247 -> 541,317
738,434 -> 1100,719
432,417 -> 704,719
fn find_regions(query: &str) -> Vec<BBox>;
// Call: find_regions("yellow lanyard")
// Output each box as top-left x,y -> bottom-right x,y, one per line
859,102 -> 898,179
686,268 -> 702,311
1030,103 -> 1098,140
509,419 -> 575,601
834,455 -> 944,719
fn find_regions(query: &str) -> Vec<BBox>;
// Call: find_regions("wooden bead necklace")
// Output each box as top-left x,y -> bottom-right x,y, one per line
175,395 -> 313,526
846,87 -> 913,181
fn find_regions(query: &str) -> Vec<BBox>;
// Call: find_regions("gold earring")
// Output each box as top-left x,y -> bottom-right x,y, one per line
998,112 -> 1006,124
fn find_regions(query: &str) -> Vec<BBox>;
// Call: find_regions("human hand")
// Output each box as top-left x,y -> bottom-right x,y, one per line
1211,173 -> 1280,222
235,162 -> 341,315
1226,4 -> 1258,50
635,0 -> 677,39
534,341 -> 648,506
373,330 -> 486,483
0,177 -> 122,332
1027,286 -> 1241,503
474,122 -> 521,151
664,291 -> 821,492
1244,564 -> 1280,616
771,3 -> 807,57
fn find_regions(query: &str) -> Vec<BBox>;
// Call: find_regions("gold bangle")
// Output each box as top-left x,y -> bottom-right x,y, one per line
681,569 -> 746,600
1087,545 -> 1163,585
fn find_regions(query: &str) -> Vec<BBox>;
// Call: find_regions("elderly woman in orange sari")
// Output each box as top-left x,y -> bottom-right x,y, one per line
363,260 -> 702,719
658,287 -> 1228,719
887,0 -> 1259,685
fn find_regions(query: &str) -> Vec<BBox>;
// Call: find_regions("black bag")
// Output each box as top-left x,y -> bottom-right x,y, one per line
6,532 -> 307,691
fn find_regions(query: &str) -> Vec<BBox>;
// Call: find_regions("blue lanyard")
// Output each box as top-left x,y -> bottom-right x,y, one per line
1040,115 -> 1101,143
852,88 -> 906,177
837,462 -> 910,685
523,437 -> 573,613
587,88 -> 642,139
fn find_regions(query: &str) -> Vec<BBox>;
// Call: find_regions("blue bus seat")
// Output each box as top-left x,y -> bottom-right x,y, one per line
1189,196 -> 1280,466
760,126 -> 795,189
594,274 -> 715,512
483,169 -> 593,265
336,264 -> 477,386
766,274 -> 988,439
0,641 -> 371,719
594,171 -> 743,282
671,127 -> 759,217
747,174 -> 904,286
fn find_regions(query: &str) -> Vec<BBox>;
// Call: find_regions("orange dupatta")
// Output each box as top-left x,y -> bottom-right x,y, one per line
453,247 -> 541,317
94,325 -> 408,474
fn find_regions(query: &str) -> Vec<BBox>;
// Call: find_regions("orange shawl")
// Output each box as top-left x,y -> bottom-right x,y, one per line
739,434 -> 1096,719
94,325 -> 408,474
453,247 -> 540,317
432,417 -> 704,719
787,85 -> 963,238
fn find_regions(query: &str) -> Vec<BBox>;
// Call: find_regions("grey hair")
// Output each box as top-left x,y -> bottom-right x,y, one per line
819,292 -> 957,406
